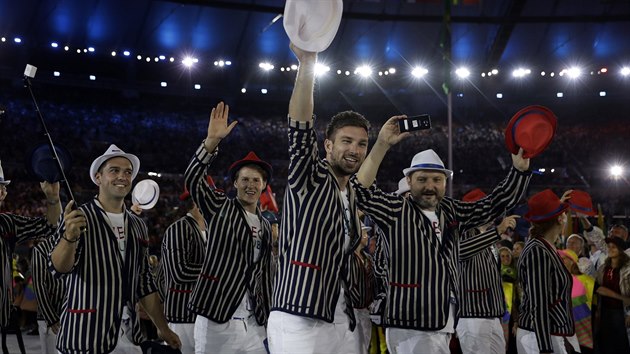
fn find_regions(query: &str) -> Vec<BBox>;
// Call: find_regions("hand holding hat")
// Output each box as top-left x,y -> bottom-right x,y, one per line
132,179 -> 160,210
505,105 -> 557,159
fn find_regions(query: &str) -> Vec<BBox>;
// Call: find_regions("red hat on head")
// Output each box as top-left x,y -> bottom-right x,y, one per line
505,105 -> 557,159
179,176 -> 217,201
567,189 -> 596,216
228,151 -> 272,182
524,189 -> 569,222
462,188 -> 486,202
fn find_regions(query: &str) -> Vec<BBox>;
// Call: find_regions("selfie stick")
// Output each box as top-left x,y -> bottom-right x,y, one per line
23,64 -> 78,206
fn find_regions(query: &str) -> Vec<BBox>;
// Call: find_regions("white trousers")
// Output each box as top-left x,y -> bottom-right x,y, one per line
266,311 -> 358,354
456,317 -> 506,354
354,308 -> 372,354
386,327 -> 451,354
194,315 -> 266,354
516,328 -> 567,354
38,320 -> 57,354
168,322 -> 195,354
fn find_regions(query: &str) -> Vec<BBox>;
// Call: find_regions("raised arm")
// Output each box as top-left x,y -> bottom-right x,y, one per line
41,181 -> 61,226
356,115 -> 409,188
50,201 -> 86,274
288,43 -> 317,122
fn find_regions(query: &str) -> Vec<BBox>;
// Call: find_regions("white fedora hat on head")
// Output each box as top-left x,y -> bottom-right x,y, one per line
402,149 -> 453,178
89,144 -> 140,185
395,177 -> 410,196
0,160 -> 10,185
132,179 -> 160,210
283,0 -> 343,53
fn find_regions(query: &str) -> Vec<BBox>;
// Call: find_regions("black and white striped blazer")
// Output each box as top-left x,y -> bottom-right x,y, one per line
272,118 -> 361,330
185,145 -> 272,326
518,237 -> 574,352
32,237 -> 66,326
0,213 -> 53,327
161,214 -> 206,323
458,228 -> 504,318
351,167 -> 530,330
49,199 -> 157,354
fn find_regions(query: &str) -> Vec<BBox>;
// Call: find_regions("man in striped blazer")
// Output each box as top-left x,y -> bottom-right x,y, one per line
160,188 -> 207,354
267,44 -> 368,353
32,237 -> 66,354
185,102 -> 273,354
50,145 -> 181,354
0,161 -> 61,334
351,117 -> 531,354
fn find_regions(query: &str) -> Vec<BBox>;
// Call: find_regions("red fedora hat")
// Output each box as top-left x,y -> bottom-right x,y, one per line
505,105 -> 557,159
524,189 -> 569,222
462,188 -> 486,202
228,151 -> 272,181
567,189 -> 597,216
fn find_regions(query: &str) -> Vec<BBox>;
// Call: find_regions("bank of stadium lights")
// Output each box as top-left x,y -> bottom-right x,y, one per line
512,68 -> 531,78
355,65 -> 373,78
610,165 -> 624,179
559,67 -> 581,79
213,60 -> 231,67
621,67 -> 630,76
412,67 -> 428,78
182,57 -> 195,68
259,62 -> 274,71
314,63 -> 330,76
455,67 -> 470,79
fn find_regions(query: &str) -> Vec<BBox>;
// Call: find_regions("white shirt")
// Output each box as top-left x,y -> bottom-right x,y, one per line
341,189 -> 352,251
106,211 -> 126,260
245,211 -> 262,262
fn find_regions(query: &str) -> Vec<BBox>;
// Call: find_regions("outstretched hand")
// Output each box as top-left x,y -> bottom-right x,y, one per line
511,148 -> 530,172
204,102 -> 237,152
377,115 -> 411,148
560,190 -> 573,203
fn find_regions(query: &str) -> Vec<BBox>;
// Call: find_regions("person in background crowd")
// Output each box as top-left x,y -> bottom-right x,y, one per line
557,249 -> 595,354
0,160 -> 61,349
594,237 -> 630,354
517,189 -> 575,354
160,185 -> 208,354
31,238 -> 66,354
566,234 -> 595,276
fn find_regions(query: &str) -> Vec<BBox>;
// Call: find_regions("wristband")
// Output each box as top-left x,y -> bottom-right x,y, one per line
61,233 -> 80,243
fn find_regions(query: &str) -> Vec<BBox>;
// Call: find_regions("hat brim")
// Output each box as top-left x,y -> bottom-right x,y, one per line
28,143 -> 73,183
132,179 -> 160,210
505,105 -> 557,159
283,0 -> 343,52
395,187 -> 410,196
90,152 -> 140,185
524,202 -> 569,222
0,180 -> 9,185
228,161 -> 272,182
567,201 -> 597,216
403,166 -> 453,179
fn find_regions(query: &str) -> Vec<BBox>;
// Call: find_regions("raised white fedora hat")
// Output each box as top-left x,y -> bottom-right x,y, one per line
132,179 -> 160,210
395,177 -> 410,196
402,149 -> 453,179
283,0 -> 343,53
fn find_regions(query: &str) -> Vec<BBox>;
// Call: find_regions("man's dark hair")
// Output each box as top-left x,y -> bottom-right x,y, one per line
234,164 -> 268,182
325,111 -> 370,140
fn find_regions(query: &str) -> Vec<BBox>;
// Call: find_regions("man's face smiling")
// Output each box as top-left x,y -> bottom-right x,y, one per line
96,157 -> 133,200
325,126 -> 369,177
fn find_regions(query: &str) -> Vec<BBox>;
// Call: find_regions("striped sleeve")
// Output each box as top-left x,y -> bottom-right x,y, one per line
459,228 -> 499,260
453,167 -> 531,231
287,117 -> 321,189
350,176 -> 404,230
162,219 -> 203,283
0,213 -> 53,243
184,143 -> 227,220
48,211 -> 84,277
32,240 -> 65,326
134,218 -> 158,300
522,246 -> 555,352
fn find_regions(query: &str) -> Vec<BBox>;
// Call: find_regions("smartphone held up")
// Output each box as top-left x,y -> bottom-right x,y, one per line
398,114 -> 431,132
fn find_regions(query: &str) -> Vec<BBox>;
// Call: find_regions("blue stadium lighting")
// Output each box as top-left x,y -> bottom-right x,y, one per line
51,42 -> 58,48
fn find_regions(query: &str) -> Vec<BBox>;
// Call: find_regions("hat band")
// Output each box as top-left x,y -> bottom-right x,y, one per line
410,163 -> 445,170
528,204 -> 566,221
138,188 -> 157,206
568,202 -> 593,213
